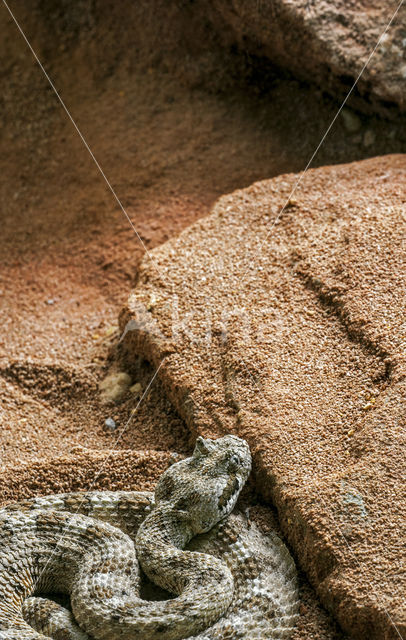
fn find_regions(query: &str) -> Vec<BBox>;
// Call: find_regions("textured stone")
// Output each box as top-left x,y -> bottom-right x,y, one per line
207,0 -> 406,114
120,155 -> 406,639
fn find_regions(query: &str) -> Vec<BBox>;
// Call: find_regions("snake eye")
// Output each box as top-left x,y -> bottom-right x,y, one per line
228,454 -> 241,471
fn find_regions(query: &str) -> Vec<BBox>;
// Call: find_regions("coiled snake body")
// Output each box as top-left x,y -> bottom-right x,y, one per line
0,436 -> 299,639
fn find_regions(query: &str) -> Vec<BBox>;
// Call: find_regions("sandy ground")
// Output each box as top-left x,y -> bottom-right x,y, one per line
1,2 -> 406,638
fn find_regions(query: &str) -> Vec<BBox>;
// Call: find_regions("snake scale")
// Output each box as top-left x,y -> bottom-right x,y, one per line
0,435 -> 299,639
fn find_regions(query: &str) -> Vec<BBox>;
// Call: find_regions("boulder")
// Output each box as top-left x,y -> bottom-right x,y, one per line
207,0 -> 406,115
120,155 -> 406,639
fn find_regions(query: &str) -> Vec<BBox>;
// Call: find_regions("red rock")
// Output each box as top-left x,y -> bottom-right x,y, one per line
120,155 -> 406,639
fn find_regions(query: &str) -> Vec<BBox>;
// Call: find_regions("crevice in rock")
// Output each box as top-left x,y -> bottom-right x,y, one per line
293,263 -> 394,384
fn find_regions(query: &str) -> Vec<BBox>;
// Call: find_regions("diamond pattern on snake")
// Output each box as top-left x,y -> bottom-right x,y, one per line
0,435 -> 299,639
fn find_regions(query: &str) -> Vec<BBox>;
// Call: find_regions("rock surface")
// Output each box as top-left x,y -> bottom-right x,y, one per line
207,0 -> 406,115
120,155 -> 406,640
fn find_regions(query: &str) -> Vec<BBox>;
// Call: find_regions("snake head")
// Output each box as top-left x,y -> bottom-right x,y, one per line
155,435 -> 251,535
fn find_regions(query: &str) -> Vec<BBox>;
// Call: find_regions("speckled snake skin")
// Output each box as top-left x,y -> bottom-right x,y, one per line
0,436 -> 299,639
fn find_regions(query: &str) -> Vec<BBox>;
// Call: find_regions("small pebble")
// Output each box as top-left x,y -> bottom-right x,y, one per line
130,382 -> 142,395
105,417 -> 116,431
46,299 -> 55,305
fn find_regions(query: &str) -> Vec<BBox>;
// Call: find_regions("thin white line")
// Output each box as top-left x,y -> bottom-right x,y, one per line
2,0 -> 166,283
232,8 -> 406,630
239,0 -> 405,283
1,0 -> 172,596
100,358 -> 166,455
32,357 -> 166,591
235,7 -> 406,631
238,359 -> 403,639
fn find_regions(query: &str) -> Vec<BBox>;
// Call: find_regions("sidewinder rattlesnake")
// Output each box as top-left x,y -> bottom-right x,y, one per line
0,435 -> 299,639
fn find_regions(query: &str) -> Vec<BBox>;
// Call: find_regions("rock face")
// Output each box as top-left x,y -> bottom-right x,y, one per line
207,0 -> 406,114
120,155 -> 406,640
